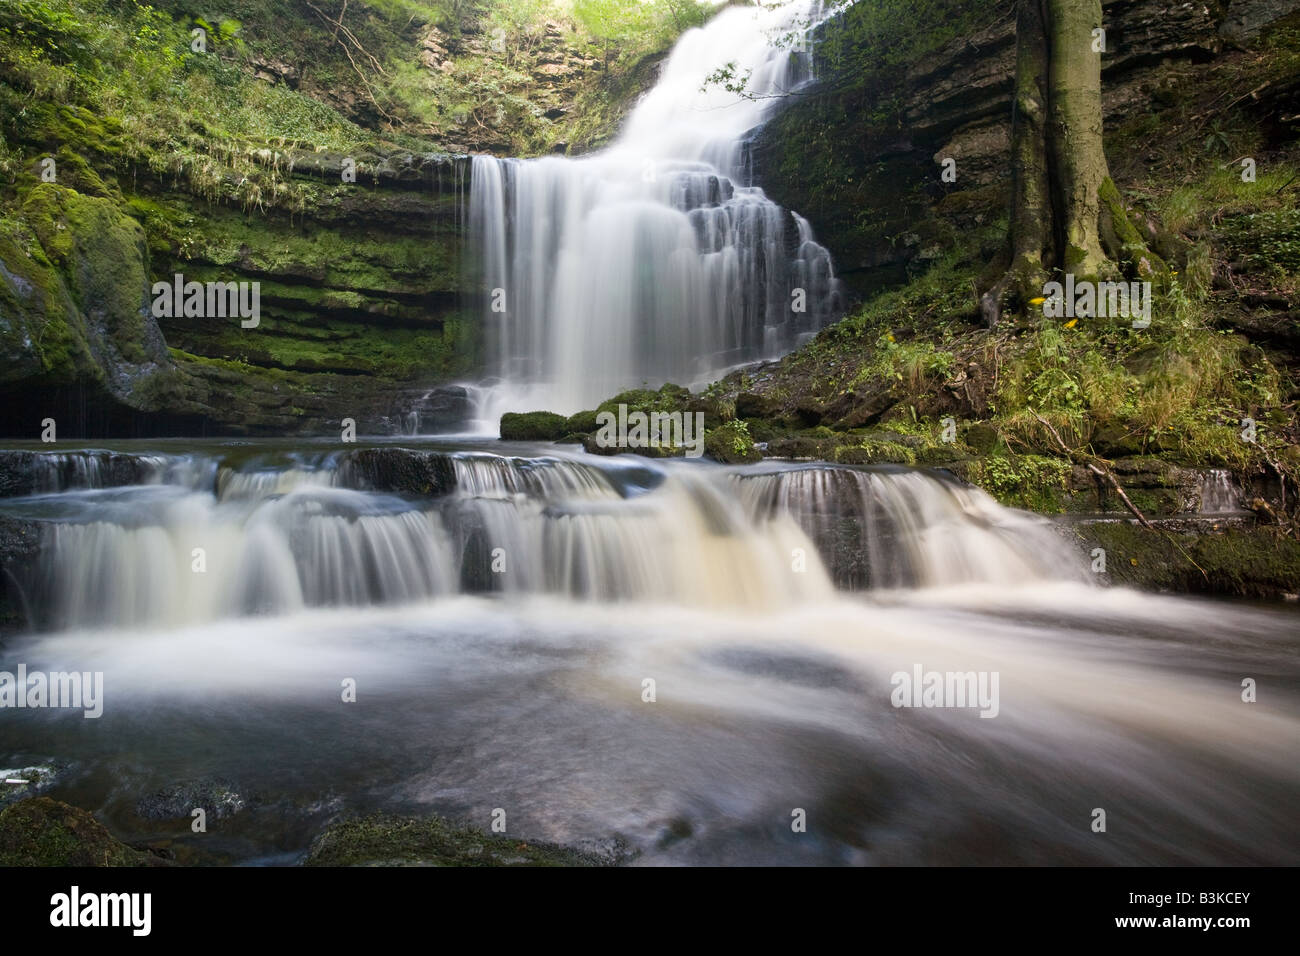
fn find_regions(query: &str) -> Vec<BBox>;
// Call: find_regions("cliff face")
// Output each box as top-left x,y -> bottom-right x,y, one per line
752,0 -> 1300,298
0,149 -> 471,437
0,0 -> 679,440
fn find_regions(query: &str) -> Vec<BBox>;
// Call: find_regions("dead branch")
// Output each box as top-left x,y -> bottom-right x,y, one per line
1031,411 -> 1154,529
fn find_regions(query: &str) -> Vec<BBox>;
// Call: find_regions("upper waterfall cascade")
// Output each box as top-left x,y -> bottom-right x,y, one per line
469,0 -> 844,416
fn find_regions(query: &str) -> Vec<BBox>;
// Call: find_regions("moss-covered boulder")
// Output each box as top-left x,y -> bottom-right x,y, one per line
0,797 -> 161,866
565,409 -> 601,434
704,420 -> 762,464
0,184 -> 175,430
499,410 -> 570,441
834,439 -> 916,466
595,383 -> 692,418
304,814 -> 611,867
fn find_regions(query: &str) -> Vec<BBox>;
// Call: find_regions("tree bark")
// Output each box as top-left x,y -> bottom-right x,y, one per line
1010,0 -> 1053,281
983,0 -> 1162,326
1046,0 -> 1110,278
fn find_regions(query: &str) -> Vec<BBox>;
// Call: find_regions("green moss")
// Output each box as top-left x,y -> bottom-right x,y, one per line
1079,522 -> 1300,598
21,182 -> 150,364
566,409 -> 600,433
500,410 -> 569,441
596,383 -> 692,417
704,419 -> 760,464
834,439 -> 916,466
966,454 -> 1072,513
0,797 -> 158,867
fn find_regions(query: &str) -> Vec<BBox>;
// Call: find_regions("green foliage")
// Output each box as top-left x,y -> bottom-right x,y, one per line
1221,207 -> 1300,276
966,454 -> 1071,512
573,0 -> 707,62
704,419 -> 760,463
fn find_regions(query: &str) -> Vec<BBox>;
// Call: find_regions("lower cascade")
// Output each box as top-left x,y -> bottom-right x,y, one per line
2,447 -> 1082,631
2,449 -> 1297,867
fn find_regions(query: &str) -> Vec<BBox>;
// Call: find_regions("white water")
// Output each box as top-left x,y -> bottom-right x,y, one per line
1198,468 -> 1248,515
2,448 -> 1083,630
734,465 -> 1086,587
468,0 -> 843,418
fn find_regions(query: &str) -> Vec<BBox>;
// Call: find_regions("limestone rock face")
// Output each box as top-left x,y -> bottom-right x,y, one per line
751,0 -> 1300,297
1,184 -> 172,413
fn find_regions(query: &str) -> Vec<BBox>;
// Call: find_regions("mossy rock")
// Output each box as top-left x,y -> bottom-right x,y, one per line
500,411 -> 570,441
304,814 -> 612,867
1077,523 -> 1300,598
1089,423 -> 1146,458
915,444 -> 969,467
835,441 -> 916,466
704,421 -> 761,464
735,391 -> 781,419
566,409 -> 600,434
964,422 -> 1001,455
0,798 -> 161,866
765,435 -> 839,460
595,383 -> 692,417
22,183 -> 155,366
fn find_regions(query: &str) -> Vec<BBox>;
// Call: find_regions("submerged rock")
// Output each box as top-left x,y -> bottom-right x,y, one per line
304,813 -> 617,867
135,780 -> 249,822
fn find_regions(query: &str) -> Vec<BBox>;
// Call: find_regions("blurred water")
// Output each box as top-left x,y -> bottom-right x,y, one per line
0,442 -> 1295,865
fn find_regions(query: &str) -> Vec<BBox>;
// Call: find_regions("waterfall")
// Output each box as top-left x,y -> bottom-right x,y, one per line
468,0 -> 844,416
733,465 -> 1087,588
0,448 -> 1088,631
1198,468 -> 1247,515
9,446 -> 1298,868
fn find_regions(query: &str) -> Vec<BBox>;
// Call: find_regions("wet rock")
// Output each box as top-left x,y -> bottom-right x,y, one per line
0,764 -> 60,809
135,780 -> 249,821
0,797 -> 164,866
400,385 -> 474,434
0,451 -> 38,497
0,514 -> 42,634
336,448 -> 457,497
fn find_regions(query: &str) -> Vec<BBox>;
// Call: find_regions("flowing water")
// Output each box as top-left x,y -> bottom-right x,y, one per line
467,0 -> 844,420
1,442 -> 1296,865
1,1 -> 1296,870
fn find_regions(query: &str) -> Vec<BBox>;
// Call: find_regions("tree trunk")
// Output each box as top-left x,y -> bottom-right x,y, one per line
1046,0 -> 1110,277
1010,0 -> 1053,281
983,0 -> 1163,326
